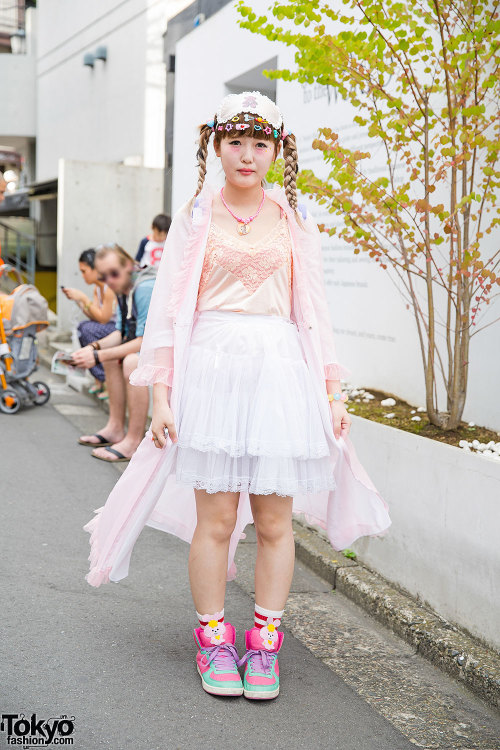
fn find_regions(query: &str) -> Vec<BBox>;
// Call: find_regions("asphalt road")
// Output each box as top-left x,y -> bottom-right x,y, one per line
1,366 -> 499,750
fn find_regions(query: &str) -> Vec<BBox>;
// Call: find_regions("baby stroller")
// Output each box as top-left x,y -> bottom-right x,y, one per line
0,264 -> 51,414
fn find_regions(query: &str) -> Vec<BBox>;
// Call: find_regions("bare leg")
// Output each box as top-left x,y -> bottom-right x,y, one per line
189,489 -> 239,614
250,493 -> 295,610
79,358 -> 126,445
92,354 -> 149,460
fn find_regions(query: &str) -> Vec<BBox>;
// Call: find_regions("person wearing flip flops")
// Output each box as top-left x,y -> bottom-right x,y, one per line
71,244 -> 156,463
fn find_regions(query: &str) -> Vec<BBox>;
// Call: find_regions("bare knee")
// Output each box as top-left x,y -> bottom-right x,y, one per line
196,507 -> 238,544
122,353 -> 139,379
253,505 -> 292,546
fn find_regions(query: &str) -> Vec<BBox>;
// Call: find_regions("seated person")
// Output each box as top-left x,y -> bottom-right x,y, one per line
71,243 -> 156,463
135,213 -> 171,268
62,248 -> 116,398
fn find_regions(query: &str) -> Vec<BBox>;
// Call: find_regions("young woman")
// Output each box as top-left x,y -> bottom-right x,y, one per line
62,248 -> 116,397
84,91 -> 391,701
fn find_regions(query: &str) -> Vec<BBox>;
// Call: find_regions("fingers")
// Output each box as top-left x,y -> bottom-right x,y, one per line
166,419 -> 178,443
151,420 -> 178,449
331,409 -> 351,441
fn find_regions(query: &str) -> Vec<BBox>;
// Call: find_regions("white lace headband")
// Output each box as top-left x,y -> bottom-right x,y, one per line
205,90 -> 292,140
216,90 -> 283,128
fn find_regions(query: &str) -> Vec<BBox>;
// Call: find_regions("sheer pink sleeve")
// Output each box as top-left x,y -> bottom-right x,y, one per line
129,199 -> 193,388
301,204 -> 352,382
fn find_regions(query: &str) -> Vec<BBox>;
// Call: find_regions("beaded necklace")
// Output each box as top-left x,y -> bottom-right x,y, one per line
220,186 -> 266,235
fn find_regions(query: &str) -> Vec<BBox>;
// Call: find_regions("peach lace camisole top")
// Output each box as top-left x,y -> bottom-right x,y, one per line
196,207 -> 293,318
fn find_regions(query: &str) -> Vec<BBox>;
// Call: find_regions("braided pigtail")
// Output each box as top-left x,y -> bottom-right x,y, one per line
189,122 -> 214,213
282,132 -> 305,229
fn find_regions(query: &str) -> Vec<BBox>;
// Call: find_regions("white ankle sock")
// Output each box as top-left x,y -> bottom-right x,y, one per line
254,603 -> 284,629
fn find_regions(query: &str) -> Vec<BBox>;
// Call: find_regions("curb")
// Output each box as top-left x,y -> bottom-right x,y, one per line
292,519 -> 500,711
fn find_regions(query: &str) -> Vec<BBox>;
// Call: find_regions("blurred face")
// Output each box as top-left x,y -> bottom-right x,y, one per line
0,179 -> 6,204
151,228 -> 166,243
79,262 -> 97,285
95,252 -> 133,293
214,134 -> 277,189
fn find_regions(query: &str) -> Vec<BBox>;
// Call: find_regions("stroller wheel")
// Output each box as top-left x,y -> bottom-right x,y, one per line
0,387 -> 21,414
32,381 -> 51,406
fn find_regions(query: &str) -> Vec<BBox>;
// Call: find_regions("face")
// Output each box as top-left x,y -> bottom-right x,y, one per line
0,180 -> 6,204
95,252 -> 133,293
151,228 -> 166,243
79,262 -> 97,285
214,134 -> 277,189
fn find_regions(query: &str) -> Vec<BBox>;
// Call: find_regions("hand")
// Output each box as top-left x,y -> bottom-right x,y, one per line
330,401 -> 351,441
151,401 -> 178,448
70,346 -> 95,369
62,287 -> 85,302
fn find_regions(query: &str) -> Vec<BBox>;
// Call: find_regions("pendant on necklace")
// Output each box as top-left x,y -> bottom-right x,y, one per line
238,222 -> 250,236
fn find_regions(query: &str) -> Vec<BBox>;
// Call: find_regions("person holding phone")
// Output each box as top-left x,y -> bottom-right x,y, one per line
61,249 -> 116,397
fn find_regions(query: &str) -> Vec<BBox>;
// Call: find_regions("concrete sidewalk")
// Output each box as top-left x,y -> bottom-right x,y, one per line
1,366 -> 499,749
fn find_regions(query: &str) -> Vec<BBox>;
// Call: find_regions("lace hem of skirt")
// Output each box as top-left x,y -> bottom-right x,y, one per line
176,433 -> 331,459
175,470 -> 337,497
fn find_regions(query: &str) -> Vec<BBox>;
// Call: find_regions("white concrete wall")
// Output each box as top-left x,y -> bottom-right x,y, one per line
348,415 -> 500,652
36,0 -> 147,180
35,0 -> 190,181
56,159 -> 163,332
0,7 -> 36,139
171,0 -> 500,432
0,54 -> 36,138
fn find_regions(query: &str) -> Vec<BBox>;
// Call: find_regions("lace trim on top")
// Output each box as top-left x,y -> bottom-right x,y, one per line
198,214 -> 293,299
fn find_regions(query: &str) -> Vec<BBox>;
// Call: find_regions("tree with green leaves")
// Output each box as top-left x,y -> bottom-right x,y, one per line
238,0 -> 500,430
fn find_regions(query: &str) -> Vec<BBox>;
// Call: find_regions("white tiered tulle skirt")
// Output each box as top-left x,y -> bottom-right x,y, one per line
174,309 -> 336,497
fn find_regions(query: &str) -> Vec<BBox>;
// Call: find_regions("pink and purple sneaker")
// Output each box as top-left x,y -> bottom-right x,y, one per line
237,623 -> 284,700
193,621 -> 243,697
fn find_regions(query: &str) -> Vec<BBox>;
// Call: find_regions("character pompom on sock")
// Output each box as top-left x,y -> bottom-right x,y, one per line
196,608 -> 227,645
258,618 -> 282,650
254,603 -> 284,633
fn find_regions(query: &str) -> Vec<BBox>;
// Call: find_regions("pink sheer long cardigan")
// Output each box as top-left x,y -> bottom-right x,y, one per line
84,183 -> 391,588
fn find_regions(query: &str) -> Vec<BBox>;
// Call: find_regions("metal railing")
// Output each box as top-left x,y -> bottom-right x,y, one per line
0,219 -> 36,285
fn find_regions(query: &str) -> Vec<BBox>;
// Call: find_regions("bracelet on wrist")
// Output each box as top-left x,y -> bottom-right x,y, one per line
93,350 -> 100,365
327,391 -> 348,404
89,341 -> 101,350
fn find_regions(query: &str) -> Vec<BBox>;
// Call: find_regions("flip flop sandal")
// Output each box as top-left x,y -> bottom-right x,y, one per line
78,433 -> 112,447
92,446 -> 131,463
88,384 -> 103,395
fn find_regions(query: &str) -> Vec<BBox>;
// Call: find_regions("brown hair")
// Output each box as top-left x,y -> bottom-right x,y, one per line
191,112 -> 304,228
152,214 -> 171,234
94,243 -> 135,266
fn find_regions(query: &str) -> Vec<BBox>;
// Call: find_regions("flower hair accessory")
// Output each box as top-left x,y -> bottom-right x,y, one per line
215,89 -> 284,130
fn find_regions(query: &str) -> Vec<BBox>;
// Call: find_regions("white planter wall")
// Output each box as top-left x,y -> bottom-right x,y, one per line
349,415 -> 500,652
